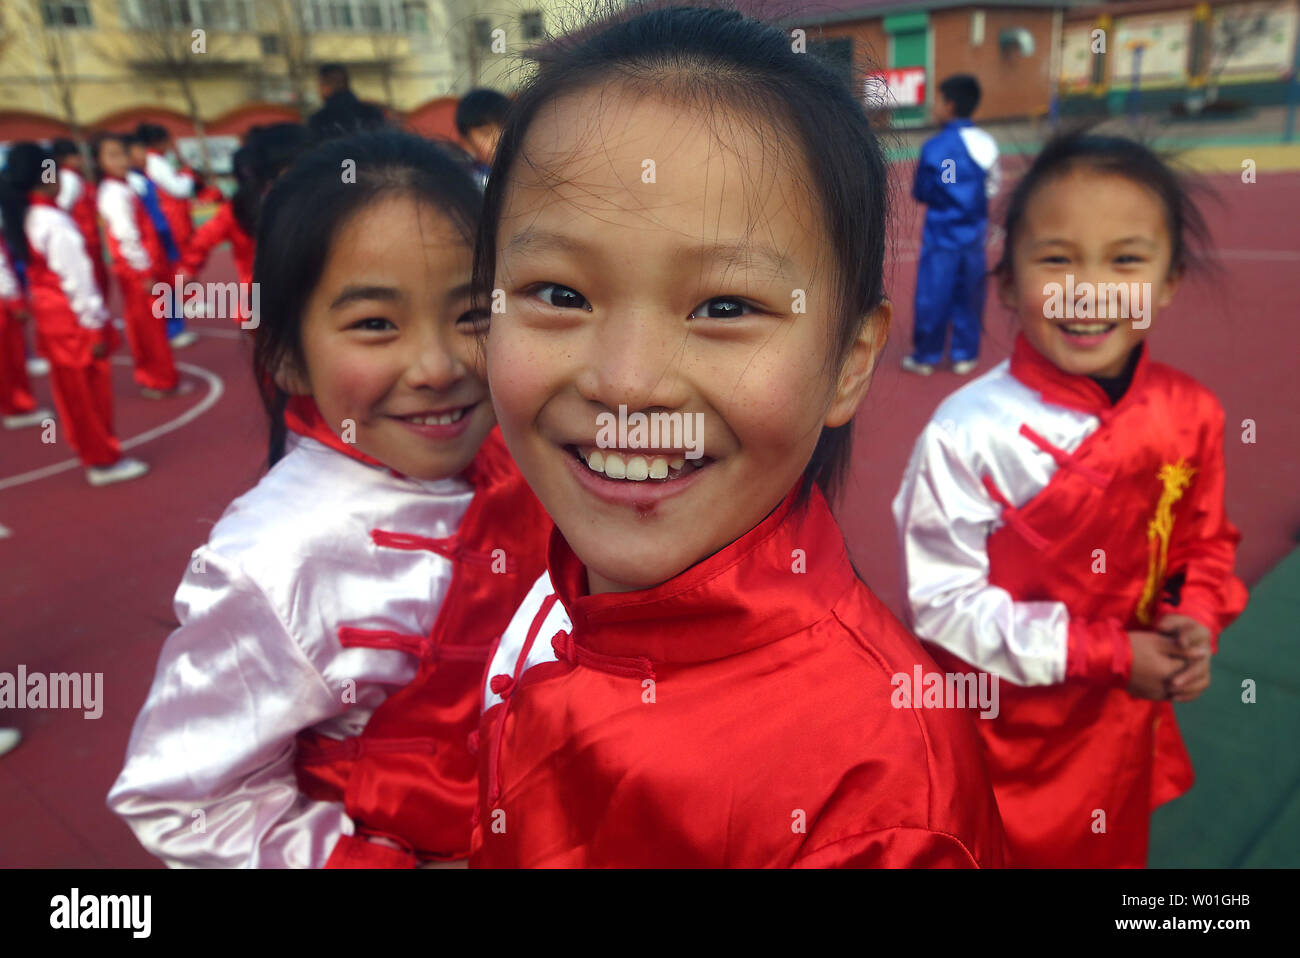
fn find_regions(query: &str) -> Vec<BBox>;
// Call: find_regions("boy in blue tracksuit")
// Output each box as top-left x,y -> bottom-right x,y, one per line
903,74 -> 1000,376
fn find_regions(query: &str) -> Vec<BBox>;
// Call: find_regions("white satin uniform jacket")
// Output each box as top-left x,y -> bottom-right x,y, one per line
107,435 -> 475,867
891,358 -> 1101,687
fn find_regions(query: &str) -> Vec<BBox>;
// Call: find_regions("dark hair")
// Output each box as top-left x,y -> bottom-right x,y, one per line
252,130 -> 483,467
0,142 -> 53,261
319,62 -> 349,86
51,138 -> 79,161
89,132 -> 126,181
992,128 -> 1212,284
471,2 -> 889,504
136,123 -> 170,147
938,74 -> 981,118
231,123 -> 311,236
455,89 -> 511,137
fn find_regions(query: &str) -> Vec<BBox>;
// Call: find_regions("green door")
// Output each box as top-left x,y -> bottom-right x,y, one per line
885,12 -> 930,127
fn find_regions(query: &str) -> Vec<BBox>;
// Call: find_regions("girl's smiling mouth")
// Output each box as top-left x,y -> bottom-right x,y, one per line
1055,321 -> 1119,347
389,402 -> 480,439
562,442 -> 713,505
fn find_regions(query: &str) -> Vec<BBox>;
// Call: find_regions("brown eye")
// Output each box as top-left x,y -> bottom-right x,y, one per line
690,297 -> 752,320
534,284 -> 591,311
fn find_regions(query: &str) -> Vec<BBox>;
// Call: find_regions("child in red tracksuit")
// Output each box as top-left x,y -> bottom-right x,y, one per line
93,133 -> 182,398
0,231 -> 51,430
0,142 -> 147,485
53,138 -> 111,302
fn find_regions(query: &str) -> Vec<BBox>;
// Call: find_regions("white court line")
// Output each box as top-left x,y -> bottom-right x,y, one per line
0,358 -> 224,493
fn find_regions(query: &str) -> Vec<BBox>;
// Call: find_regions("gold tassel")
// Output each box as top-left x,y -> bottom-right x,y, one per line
1135,459 -> 1197,626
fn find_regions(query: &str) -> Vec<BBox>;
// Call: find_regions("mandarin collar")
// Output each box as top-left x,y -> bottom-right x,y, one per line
1009,332 -> 1149,421
547,483 -> 858,666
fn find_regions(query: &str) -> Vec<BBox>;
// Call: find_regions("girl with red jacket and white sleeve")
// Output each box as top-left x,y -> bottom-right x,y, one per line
0,143 -> 147,485
468,7 -> 1007,868
108,132 -> 551,868
53,138 -> 110,300
893,132 -> 1248,867
93,133 -> 181,397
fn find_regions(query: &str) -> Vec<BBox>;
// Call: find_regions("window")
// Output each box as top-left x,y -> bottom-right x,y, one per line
474,17 -> 493,48
359,1 -> 384,29
331,1 -> 354,28
40,1 -> 93,27
971,10 -> 986,47
260,34 -> 281,55
521,10 -> 544,41
403,1 -> 428,33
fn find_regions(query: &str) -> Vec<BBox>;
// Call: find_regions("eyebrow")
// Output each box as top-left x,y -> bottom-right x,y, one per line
329,285 -> 403,309
504,228 -> 793,278
1031,236 -> 1157,248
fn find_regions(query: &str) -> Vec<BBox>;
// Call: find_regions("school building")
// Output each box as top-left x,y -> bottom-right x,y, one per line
784,0 -> 1300,124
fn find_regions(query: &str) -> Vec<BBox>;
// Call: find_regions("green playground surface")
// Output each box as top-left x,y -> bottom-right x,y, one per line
1149,545 -> 1300,868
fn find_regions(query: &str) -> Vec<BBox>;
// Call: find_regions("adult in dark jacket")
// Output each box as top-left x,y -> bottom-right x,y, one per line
308,64 -> 386,140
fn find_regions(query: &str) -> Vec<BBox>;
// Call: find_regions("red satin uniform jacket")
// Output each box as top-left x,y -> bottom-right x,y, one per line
471,485 -> 1009,868
895,334 -> 1248,867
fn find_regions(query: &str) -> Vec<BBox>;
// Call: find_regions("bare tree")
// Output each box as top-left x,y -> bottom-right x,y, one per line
94,1 -> 246,174
4,1 -> 87,145
260,0 -> 315,117
1206,3 -> 1281,102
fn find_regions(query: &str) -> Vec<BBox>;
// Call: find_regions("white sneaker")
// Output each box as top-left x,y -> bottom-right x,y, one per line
169,330 -> 200,349
3,406 -> 52,429
141,379 -> 197,399
25,357 -> 50,376
952,359 -> 979,375
901,356 -> 935,376
85,457 -> 149,486
0,728 -> 19,756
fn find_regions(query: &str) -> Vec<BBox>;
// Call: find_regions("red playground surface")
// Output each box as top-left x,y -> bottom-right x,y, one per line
2,168 -> 1298,867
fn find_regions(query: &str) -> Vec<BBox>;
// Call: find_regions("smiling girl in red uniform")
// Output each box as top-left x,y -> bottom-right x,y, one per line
109,131 -> 550,867
893,131 -> 1248,867
469,6 -> 1007,868
0,143 -> 146,485
93,133 -> 181,397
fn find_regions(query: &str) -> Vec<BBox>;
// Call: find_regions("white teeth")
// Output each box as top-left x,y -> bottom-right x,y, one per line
577,446 -> 704,481
1061,323 -> 1113,334
408,408 -> 466,425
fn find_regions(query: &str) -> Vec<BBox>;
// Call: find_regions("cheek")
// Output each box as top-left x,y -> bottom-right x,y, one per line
486,325 -> 555,426
304,336 -> 393,419
717,334 -> 831,455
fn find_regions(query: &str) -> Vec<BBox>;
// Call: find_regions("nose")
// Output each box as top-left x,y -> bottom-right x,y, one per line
575,309 -> 690,415
403,320 -> 468,392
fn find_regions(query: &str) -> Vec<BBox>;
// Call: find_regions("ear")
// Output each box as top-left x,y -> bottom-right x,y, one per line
825,300 -> 892,429
273,354 -> 310,397
1156,265 -> 1181,309
996,268 -> 1018,313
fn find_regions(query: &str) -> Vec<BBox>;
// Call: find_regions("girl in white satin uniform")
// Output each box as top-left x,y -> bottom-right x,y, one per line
108,132 -> 550,868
